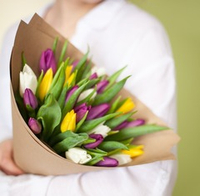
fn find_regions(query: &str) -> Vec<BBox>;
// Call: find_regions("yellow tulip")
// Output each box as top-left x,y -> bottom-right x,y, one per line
61,110 -> 76,132
64,65 -> 75,87
38,68 -> 53,101
121,145 -> 144,158
116,97 -> 135,114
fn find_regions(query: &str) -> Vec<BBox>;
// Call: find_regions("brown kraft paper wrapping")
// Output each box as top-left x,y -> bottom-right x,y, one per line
10,14 -> 180,175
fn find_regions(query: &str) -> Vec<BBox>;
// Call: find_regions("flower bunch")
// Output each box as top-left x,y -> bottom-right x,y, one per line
16,40 -> 167,167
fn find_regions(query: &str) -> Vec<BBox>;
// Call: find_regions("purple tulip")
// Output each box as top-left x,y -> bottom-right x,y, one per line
65,85 -> 79,103
23,88 -> 38,110
40,49 -> 57,74
97,80 -> 109,93
114,119 -> 145,130
28,118 -> 42,134
87,103 -> 110,120
74,103 -> 91,122
95,157 -> 119,167
89,73 -> 98,80
84,134 -> 104,149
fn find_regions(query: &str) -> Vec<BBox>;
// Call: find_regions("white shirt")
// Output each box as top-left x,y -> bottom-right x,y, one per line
0,0 -> 177,195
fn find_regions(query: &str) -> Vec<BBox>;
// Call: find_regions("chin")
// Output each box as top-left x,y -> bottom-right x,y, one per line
81,0 -> 103,3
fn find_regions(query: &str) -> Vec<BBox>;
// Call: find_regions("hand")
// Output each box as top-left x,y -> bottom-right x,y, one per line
0,139 -> 24,175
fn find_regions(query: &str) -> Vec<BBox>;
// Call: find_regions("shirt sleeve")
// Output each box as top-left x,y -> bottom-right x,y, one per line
0,24 -> 18,143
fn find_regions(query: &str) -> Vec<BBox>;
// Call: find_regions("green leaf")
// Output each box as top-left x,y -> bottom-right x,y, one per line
93,76 -> 131,106
53,132 -> 88,154
58,40 -> 68,67
52,37 -> 59,54
105,125 -> 169,141
105,65 -> 127,90
48,63 -> 65,100
76,111 -> 89,132
78,113 -> 119,133
57,85 -> 68,110
37,94 -> 62,142
15,93 -> 28,122
98,141 -> 128,152
62,81 -> 89,117
106,96 -> 121,114
21,52 -> 27,68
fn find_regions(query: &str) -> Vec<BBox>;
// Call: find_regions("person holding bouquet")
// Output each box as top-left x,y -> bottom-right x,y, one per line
0,0 -> 177,195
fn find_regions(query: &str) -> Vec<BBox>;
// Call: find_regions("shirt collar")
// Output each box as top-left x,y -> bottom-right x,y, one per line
79,0 -> 125,30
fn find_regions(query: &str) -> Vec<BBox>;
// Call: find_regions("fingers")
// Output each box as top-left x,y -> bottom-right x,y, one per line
0,155 -> 24,175
0,139 -> 25,176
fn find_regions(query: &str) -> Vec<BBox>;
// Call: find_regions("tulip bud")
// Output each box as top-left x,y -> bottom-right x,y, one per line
87,103 -> 110,120
74,103 -> 91,122
77,88 -> 97,102
121,145 -> 144,158
110,153 -> 132,166
19,64 -> 37,97
89,73 -> 98,80
23,88 -> 38,111
125,119 -> 145,128
116,98 -> 135,114
97,80 -> 109,93
114,119 -> 145,130
28,117 -> 42,134
88,123 -> 111,138
95,156 -> 118,167
65,147 -> 92,164
91,67 -> 106,77
40,49 -> 57,74
84,134 -> 104,149
65,85 -> 79,103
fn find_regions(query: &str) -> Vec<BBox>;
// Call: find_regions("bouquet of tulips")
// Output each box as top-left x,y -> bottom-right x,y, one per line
16,38 -> 168,167
10,14 -> 180,175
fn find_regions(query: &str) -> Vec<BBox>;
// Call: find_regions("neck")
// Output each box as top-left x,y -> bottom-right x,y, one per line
44,0 -> 100,39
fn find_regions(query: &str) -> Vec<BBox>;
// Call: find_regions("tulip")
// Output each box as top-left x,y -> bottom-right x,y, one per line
116,98 -> 135,114
64,65 -> 73,85
95,156 -> 118,167
96,80 -> 109,94
61,110 -> 76,132
84,134 -> 104,149
74,103 -> 90,123
110,153 -> 132,166
77,88 -> 97,102
114,119 -> 145,130
19,64 -> 37,97
38,68 -> 53,101
23,88 -> 38,111
87,103 -> 110,120
91,66 -> 106,77
65,147 -> 92,164
65,85 -> 79,103
89,72 -> 98,80
28,117 -> 42,134
121,145 -> 144,158
40,49 -> 56,74
88,123 -> 111,138
72,60 -> 79,68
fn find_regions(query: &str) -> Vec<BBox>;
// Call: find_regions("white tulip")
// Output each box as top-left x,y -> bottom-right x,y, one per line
77,88 -> 97,102
19,64 -> 37,97
110,153 -> 132,166
65,147 -> 92,164
88,122 -> 111,138
91,66 -> 106,77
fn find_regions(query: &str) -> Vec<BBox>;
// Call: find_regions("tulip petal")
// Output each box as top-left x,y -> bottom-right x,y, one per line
95,156 -> 118,167
87,103 -> 110,120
